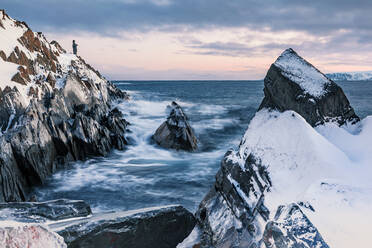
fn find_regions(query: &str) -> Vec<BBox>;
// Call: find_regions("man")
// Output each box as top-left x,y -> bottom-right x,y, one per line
72,40 -> 78,55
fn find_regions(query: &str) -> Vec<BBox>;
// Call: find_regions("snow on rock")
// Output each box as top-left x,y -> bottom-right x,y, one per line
262,203 -> 329,248
239,109 -> 372,247
259,48 -> 359,126
274,48 -> 331,98
0,10 -> 29,58
0,223 -> 66,248
194,48 -> 367,247
0,10 -> 129,202
196,107 -> 372,247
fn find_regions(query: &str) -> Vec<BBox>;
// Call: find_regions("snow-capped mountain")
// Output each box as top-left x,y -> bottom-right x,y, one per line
326,71 -> 372,81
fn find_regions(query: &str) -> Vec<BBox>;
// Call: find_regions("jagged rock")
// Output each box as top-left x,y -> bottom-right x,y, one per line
196,151 -> 271,248
262,204 -> 329,248
0,10 -> 129,202
153,101 -> 197,151
259,48 -> 359,126
0,224 -> 67,248
49,205 -> 196,248
0,199 -> 91,222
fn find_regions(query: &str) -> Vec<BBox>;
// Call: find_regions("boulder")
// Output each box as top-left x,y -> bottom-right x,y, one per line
0,199 -> 92,222
49,205 -> 196,248
153,101 -> 198,151
259,48 -> 359,126
262,204 -> 329,248
0,224 -> 67,248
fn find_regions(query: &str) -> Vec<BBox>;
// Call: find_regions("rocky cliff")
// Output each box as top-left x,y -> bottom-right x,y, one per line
0,10 -> 129,202
191,49 -> 361,248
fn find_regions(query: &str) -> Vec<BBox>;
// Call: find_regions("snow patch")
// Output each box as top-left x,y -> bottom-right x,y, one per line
274,49 -> 331,98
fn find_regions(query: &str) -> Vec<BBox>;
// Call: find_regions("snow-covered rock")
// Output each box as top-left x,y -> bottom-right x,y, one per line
0,223 -> 66,248
192,49 -> 370,248
259,48 -> 359,126
153,101 -> 198,151
326,71 -> 372,81
0,9 -> 129,202
262,203 -> 329,248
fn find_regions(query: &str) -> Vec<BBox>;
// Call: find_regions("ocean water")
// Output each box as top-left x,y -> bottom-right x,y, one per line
34,80 -> 372,213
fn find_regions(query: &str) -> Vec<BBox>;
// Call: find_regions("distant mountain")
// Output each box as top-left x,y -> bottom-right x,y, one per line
326,71 -> 372,81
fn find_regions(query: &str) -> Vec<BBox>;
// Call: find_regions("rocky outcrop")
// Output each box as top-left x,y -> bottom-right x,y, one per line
259,48 -> 359,126
49,205 -> 196,248
0,199 -> 91,222
195,152 -> 271,248
262,204 -> 329,248
153,101 -> 198,151
0,10 -> 129,202
192,49 -> 343,248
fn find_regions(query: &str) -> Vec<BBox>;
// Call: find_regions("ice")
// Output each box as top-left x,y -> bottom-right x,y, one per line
274,49 -> 332,98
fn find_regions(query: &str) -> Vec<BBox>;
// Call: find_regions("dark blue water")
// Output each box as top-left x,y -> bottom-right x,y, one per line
34,80 -> 372,213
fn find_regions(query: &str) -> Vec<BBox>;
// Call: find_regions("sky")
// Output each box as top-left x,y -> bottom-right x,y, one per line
2,0 -> 372,80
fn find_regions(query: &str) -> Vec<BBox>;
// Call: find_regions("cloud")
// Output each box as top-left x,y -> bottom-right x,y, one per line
2,0 -> 372,37
3,0 -> 372,79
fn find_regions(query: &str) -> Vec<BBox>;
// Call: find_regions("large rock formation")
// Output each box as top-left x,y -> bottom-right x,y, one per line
49,205 -> 196,248
259,48 -> 359,126
191,49 -> 360,247
153,101 -> 198,151
0,10 -> 129,202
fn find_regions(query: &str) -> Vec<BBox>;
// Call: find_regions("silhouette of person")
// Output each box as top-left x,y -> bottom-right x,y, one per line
72,40 -> 78,55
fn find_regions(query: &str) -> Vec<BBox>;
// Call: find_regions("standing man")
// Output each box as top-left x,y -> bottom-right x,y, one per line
72,40 -> 78,55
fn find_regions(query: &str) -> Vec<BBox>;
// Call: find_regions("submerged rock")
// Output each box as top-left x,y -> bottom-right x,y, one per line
259,48 -> 359,126
0,10 -> 129,202
0,199 -> 91,222
153,101 -> 198,151
262,204 -> 329,248
49,205 -> 196,248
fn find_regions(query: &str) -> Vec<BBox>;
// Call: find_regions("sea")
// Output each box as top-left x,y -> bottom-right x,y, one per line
34,80 -> 372,213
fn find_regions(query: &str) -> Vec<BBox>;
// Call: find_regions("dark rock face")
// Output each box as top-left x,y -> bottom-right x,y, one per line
50,205 -> 196,248
0,199 -> 91,222
262,204 -> 329,248
0,77 -> 128,202
153,101 -> 198,151
196,151 -> 271,248
259,48 -> 359,126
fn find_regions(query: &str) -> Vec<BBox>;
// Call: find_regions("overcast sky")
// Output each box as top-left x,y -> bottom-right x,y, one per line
3,0 -> 372,79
